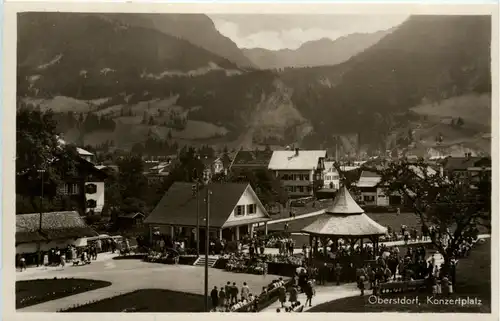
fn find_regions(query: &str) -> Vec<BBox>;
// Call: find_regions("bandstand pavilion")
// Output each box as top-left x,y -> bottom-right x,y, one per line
301,186 -> 387,259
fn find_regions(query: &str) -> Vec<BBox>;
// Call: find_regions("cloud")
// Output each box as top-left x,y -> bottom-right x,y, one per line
210,14 -> 409,50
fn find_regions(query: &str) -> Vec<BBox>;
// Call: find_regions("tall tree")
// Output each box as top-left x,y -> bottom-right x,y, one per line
16,105 -> 79,210
376,160 -> 490,276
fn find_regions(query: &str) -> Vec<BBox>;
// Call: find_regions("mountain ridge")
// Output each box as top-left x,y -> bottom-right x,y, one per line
17,14 -> 491,157
242,29 -> 393,69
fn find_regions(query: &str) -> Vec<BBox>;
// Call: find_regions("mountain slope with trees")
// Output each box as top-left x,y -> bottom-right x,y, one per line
17,14 -> 491,155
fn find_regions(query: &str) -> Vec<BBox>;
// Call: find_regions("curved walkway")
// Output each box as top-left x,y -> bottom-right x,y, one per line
17,258 -> 284,312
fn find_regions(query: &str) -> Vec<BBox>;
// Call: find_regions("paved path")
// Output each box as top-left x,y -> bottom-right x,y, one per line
17,258 -> 284,312
262,282 -> 361,312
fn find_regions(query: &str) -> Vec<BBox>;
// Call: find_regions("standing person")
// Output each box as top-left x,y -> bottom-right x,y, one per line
231,282 -> 239,304
404,230 -> 410,245
225,281 -> 231,297
289,285 -> 298,305
334,263 -> 342,285
60,252 -> 66,269
211,286 -> 219,311
241,282 -> 250,301
358,268 -> 366,296
304,280 -> 314,307
278,282 -> 286,308
219,286 -> 226,308
20,256 -> 27,272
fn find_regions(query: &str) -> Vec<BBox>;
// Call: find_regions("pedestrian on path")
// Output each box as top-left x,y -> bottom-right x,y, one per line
241,282 -> 250,301
304,280 -> 314,307
211,286 -> 219,310
231,282 -> 239,304
289,285 -> 298,305
334,263 -> 342,285
219,287 -> 226,308
278,283 -> 286,308
20,256 -> 27,272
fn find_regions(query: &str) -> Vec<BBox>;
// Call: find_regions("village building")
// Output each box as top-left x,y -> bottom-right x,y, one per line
200,154 -> 232,181
143,161 -> 173,184
268,149 -> 327,198
229,150 -> 274,172
442,154 -> 491,186
322,161 -> 340,191
144,182 -> 272,247
355,170 -> 405,207
16,211 -> 97,257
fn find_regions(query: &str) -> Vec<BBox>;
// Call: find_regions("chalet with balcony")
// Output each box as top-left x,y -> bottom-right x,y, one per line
268,149 -> 327,198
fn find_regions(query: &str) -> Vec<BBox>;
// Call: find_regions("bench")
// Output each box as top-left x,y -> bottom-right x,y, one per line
379,279 -> 426,294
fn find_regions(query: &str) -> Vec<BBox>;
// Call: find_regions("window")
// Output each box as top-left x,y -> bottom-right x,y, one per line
363,195 -> 375,202
247,204 -> 257,214
236,205 -> 245,216
297,186 -> 304,193
85,183 -> 97,194
86,199 -> 97,208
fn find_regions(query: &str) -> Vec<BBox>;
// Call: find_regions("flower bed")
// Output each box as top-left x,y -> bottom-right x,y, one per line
144,251 -> 198,265
219,253 -> 303,276
16,278 -> 112,309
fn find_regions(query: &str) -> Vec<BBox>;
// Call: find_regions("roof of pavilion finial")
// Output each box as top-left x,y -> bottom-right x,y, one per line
325,186 -> 364,215
301,186 -> 387,236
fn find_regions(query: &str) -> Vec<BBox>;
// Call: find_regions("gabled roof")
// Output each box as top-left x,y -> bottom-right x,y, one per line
16,211 -> 97,244
325,186 -> 364,215
145,182 -> 264,228
118,212 -> 145,219
356,170 -> 381,188
231,150 -> 273,168
302,187 -> 387,236
268,150 -> 327,171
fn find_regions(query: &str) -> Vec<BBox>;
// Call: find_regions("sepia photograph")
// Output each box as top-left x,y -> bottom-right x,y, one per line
5,5 -> 496,317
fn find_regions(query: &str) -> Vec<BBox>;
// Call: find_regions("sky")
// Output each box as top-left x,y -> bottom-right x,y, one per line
209,14 -> 409,51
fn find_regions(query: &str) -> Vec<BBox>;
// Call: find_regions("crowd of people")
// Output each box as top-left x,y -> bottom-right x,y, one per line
16,236 -> 131,271
210,278 -> 287,312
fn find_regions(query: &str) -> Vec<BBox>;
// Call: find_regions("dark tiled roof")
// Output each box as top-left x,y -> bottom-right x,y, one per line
144,182 -> 250,228
444,157 -> 491,171
231,150 -> 273,168
16,211 -> 97,244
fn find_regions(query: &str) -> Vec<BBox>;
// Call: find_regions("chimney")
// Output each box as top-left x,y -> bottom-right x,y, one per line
295,148 -> 299,156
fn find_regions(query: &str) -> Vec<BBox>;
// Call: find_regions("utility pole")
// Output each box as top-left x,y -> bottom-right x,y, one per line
204,186 -> 211,312
196,180 -> 200,256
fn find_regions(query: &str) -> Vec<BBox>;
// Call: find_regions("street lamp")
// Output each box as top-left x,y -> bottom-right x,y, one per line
192,169 -> 200,256
204,187 -> 212,312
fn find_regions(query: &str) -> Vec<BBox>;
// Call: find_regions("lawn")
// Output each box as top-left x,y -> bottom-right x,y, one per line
64,289 -> 205,312
308,239 -> 491,313
16,278 -> 112,309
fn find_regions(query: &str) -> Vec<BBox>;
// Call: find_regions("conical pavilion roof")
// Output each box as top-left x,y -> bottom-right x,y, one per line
301,186 -> 387,237
326,186 -> 364,215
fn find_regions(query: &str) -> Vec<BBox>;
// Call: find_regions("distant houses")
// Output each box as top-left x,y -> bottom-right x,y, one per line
268,148 -> 327,198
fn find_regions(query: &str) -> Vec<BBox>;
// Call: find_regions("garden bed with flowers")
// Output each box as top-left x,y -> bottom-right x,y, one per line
216,253 -> 304,276
16,278 -> 112,309
144,250 -> 198,265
